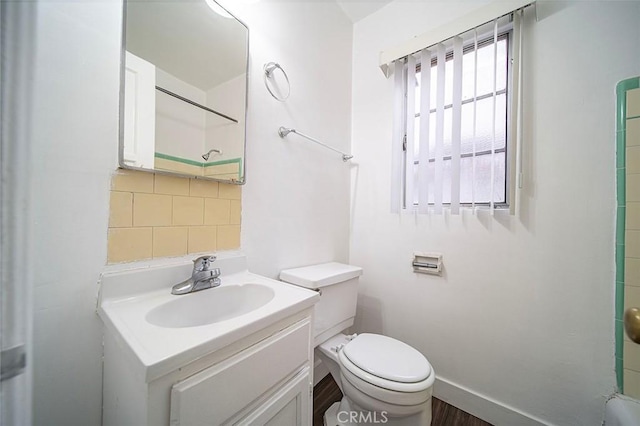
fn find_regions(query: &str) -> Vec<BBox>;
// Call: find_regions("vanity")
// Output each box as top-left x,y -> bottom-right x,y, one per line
98,253 -> 319,425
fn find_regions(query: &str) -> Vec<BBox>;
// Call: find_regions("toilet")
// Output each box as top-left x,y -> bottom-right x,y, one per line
280,262 -> 435,426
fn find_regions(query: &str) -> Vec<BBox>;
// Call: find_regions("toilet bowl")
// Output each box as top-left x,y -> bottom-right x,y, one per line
318,333 -> 434,424
280,263 -> 435,425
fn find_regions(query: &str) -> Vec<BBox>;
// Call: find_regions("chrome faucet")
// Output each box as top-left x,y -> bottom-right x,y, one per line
171,255 -> 221,295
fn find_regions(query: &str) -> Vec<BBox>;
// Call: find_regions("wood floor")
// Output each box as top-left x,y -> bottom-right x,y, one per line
313,375 -> 492,426
313,374 -> 345,426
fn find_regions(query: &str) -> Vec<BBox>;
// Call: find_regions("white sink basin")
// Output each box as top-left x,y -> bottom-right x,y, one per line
145,284 -> 275,328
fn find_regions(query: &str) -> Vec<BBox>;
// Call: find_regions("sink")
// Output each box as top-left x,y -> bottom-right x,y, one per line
145,284 -> 275,328
99,255 -> 320,380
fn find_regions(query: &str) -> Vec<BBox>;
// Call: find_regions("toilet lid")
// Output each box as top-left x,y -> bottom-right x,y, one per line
342,334 -> 431,383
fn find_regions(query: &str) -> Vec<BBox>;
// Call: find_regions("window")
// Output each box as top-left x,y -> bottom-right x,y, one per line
390,12 -> 524,215
409,33 -> 510,206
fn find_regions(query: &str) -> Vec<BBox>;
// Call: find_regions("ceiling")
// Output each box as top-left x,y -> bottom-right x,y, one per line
126,0 -> 248,91
334,0 -> 393,23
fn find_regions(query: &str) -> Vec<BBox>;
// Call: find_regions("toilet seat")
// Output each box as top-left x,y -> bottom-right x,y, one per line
338,333 -> 433,393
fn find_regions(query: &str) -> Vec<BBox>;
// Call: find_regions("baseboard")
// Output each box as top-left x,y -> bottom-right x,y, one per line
434,377 -> 551,426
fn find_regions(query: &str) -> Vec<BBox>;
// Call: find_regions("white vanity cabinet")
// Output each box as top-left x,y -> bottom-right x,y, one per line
170,317 -> 312,425
99,255 -> 319,426
103,309 -> 314,426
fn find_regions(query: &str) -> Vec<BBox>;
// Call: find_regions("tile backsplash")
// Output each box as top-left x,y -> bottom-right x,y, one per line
107,170 -> 241,263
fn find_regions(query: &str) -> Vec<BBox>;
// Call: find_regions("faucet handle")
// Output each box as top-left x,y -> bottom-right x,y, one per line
193,255 -> 216,272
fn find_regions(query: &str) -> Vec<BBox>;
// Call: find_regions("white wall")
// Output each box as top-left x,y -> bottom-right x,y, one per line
350,1 -> 640,425
156,68 -> 206,161
227,0 -> 354,278
27,1 -> 121,425
205,74 -> 246,162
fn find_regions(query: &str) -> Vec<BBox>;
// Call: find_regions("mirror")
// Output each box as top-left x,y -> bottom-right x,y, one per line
120,0 -> 248,184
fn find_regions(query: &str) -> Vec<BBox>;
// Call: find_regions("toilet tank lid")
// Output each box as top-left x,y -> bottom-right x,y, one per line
279,262 -> 363,289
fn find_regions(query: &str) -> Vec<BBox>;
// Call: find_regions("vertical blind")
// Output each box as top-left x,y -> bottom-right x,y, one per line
390,10 -> 525,216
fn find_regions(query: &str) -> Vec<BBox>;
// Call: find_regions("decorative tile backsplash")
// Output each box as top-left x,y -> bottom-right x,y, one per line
107,169 -> 241,263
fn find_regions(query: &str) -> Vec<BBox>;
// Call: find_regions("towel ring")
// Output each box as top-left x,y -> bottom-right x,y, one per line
264,62 -> 290,102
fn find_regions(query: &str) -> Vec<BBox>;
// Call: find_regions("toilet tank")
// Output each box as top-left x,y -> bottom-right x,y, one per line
280,263 -> 362,346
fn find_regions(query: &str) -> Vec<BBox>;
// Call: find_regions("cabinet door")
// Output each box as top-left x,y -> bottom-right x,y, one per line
123,51 -> 156,169
170,320 -> 311,426
232,367 -> 311,426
